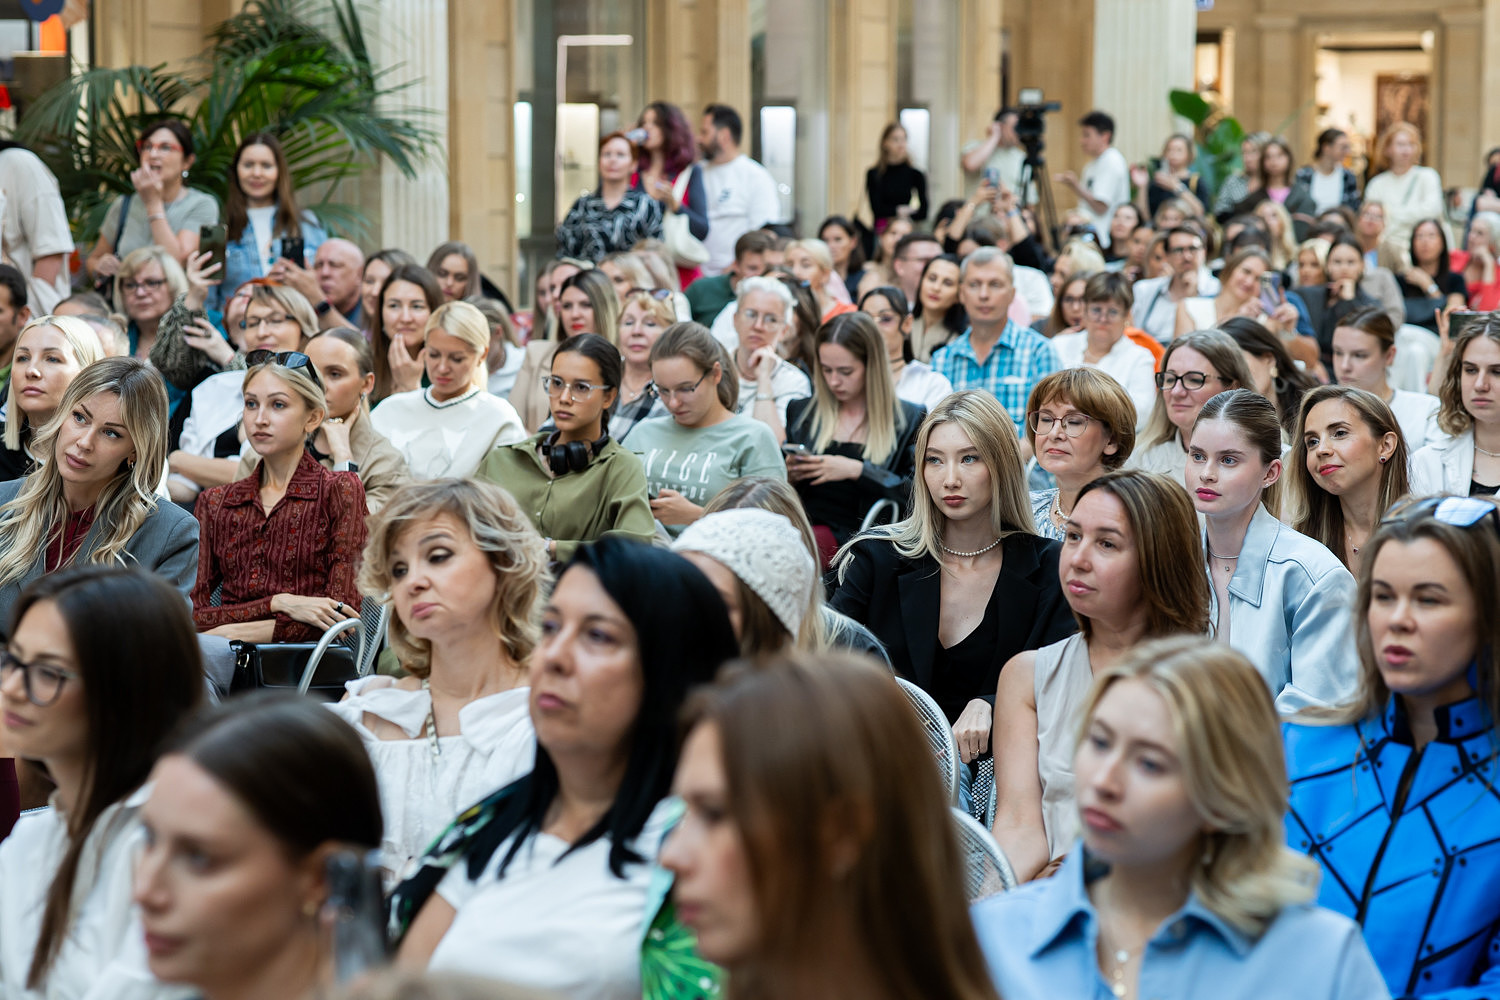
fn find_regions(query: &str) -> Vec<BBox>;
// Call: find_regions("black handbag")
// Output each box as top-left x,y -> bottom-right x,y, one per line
229,640 -> 360,702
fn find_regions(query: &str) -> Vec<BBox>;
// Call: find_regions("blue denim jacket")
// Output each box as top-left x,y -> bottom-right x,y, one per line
206,209 -> 327,311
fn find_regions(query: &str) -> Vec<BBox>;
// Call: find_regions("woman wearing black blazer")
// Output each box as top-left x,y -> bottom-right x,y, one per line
831,391 -> 1075,784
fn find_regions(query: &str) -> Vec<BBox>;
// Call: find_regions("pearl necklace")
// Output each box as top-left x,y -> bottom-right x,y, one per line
1476,443 -> 1500,458
940,537 -> 1002,558
1049,493 -> 1068,530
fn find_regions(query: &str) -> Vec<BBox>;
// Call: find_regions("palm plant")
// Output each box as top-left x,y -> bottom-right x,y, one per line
15,0 -> 436,244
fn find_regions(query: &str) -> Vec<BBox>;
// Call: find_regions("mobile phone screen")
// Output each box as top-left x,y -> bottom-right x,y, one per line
281,236 -> 306,267
199,224 -> 227,282
1258,273 -> 1282,315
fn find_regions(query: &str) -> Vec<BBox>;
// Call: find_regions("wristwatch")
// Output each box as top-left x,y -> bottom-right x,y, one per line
315,300 -> 334,316
334,461 -> 360,473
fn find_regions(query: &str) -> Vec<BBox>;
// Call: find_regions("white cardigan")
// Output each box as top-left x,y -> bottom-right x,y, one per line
371,387 -> 526,480
1410,429 -> 1475,496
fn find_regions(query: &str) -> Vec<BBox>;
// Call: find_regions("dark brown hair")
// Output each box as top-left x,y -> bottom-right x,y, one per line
369,264 -> 443,401
223,132 -> 304,244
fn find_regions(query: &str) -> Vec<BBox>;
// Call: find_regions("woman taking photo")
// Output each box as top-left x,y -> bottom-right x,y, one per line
1024,368 -> 1136,540
1363,122 -> 1446,256
1330,307 -> 1441,449
1285,385 -> 1408,573
665,654 -> 1002,1000
831,391 -> 1075,788
1175,247 -> 1301,339
373,301 -> 526,480
208,131 -> 326,311
1285,495 -> 1500,999
556,131 -> 664,263
1188,389 -> 1360,710
1127,329 -> 1252,486
0,316 -> 106,480
333,480 -> 549,879
85,118 -> 218,282
864,123 -> 929,231
234,328 -> 410,513
0,357 -> 197,627
192,352 -> 366,643
820,215 -> 868,300
390,538 -> 740,999
428,241 -> 481,303
974,636 -> 1388,999
859,285 -> 953,411
1221,316 -> 1319,439
508,269 -> 620,432
994,471 -> 1210,882
609,288 -> 674,440
135,693 -> 384,1000
633,101 -> 708,287
785,239 -> 855,322
477,334 -> 655,560
911,254 -> 966,362
1411,314 -> 1500,496
370,263 -> 443,403
629,323 -> 785,537
0,566 -> 203,998
785,312 -> 922,557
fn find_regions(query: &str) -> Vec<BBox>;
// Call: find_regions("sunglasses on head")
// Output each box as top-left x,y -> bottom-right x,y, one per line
1379,496 -> 1500,533
627,287 -> 673,301
245,350 -> 323,390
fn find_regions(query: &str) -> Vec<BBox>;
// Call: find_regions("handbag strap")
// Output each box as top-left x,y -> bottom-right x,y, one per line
671,167 -> 691,205
114,194 -> 133,249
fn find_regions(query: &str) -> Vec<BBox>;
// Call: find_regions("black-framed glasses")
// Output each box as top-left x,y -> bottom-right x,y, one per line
239,313 -> 294,331
627,287 -> 673,301
540,375 -> 608,399
1155,370 -> 1227,392
122,278 -> 167,294
648,371 -> 710,402
245,350 -> 323,390
0,649 -> 80,707
1028,411 -> 1095,438
1380,496 -> 1500,533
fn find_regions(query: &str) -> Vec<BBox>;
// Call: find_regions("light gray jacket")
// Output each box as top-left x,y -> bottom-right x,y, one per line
0,477 -> 199,632
1205,504 -> 1360,714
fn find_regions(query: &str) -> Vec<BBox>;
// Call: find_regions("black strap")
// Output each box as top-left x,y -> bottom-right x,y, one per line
114,194 -> 132,249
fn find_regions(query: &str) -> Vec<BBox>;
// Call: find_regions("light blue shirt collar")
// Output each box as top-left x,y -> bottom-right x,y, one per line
950,320 -> 1026,362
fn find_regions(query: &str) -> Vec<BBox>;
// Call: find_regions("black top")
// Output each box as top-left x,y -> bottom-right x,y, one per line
1292,283 -> 1380,368
866,163 -> 929,223
829,531 -> 1076,728
1397,270 -> 1468,333
1472,479 -> 1499,497
0,420 -> 33,481
785,397 -> 924,545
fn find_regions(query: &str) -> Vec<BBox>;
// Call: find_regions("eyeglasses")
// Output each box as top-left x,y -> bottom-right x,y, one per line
122,278 -> 167,294
541,375 -> 608,399
1028,411 -> 1095,437
240,314 -> 294,331
137,142 -> 183,156
737,306 -> 783,330
648,371 -> 710,402
1379,496 -> 1500,533
1085,306 -> 1124,321
627,287 -> 673,301
0,649 -> 80,707
1155,370 -> 1227,391
245,349 -> 323,389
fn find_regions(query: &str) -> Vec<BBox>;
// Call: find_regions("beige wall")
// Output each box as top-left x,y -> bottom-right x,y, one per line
449,0 -> 517,294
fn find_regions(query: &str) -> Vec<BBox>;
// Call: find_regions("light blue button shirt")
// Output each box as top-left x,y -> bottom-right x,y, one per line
971,847 -> 1390,1000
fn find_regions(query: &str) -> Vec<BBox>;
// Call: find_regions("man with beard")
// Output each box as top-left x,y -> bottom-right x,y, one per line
697,104 -> 781,276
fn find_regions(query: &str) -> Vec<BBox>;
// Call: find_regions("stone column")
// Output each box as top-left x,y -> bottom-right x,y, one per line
374,0 -> 451,259
449,0 -> 516,293
827,0 -> 897,220
1091,0 -> 1197,162
1440,9 -> 1482,187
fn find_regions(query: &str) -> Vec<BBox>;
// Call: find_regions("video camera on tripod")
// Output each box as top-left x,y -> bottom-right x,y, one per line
1012,88 -> 1063,248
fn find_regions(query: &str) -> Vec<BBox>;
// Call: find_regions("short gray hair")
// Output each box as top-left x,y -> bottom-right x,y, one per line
1471,212 -> 1500,251
735,275 -> 796,326
959,246 -> 1015,282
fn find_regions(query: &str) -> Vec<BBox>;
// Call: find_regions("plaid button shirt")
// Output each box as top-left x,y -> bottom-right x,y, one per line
931,321 -> 1059,432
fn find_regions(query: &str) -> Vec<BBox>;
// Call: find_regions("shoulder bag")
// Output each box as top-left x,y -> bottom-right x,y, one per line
661,168 -> 710,267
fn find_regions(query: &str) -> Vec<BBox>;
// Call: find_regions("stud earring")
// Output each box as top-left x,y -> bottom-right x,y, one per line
181,170 -> 189,180
302,899 -> 319,918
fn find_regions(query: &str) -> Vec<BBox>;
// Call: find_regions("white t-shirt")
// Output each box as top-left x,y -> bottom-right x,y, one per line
430,799 -> 677,1000
1308,168 -> 1345,215
246,204 -> 277,274
1078,147 -> 1131,248
171,369 -> 244,497
1048,330 -> 1158,428
733,357 -> 811,425
1013,264 -> 1055,320
0,148 -> 74,315
895,361 -> 953,411
699,155 -> 781,275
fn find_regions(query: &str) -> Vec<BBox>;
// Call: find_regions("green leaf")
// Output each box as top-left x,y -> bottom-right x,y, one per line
1169,89 -> 1213,126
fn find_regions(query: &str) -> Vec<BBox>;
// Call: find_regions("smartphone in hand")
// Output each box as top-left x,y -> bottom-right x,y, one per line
1258,272 -> 1283,315
198,224 -> 227,282
281,236 -> 306,268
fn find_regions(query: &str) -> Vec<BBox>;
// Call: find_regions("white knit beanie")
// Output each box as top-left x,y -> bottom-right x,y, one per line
672,509 -> 816,638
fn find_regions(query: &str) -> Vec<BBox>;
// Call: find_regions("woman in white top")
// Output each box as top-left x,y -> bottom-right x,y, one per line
859,285 -> 953,411
329,479 -> 549,881
729,277 -> 812,441
1174,247 -> 1302,339
0,566 -> 202,999
1189,389 -> 1360,711
993,470 -> 1209,882
134,693 -> 383,1000
391,538 -> 740,999
1330,307 -> 1442,450
1363,122 -> 1447,259
1024,368 -> 1136,540
372,301 -> 526,480
1125,329 -> 1252,488
1411,316 -> 1500,497
1047,272 -> 1156,423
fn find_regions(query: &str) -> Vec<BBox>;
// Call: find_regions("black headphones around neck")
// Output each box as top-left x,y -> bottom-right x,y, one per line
543,429 -> 610,476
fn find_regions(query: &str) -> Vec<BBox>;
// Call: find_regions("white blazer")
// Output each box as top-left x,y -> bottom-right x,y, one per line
1410,429 -> 1474,496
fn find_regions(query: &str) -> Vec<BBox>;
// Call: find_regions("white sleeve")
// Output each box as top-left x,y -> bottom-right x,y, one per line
751,164 -> 782,229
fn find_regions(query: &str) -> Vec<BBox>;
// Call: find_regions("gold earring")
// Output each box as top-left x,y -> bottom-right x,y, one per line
302,899 -> 319,918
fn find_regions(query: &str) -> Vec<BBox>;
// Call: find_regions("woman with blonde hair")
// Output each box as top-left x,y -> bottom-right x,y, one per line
786,238 -> 856,322
1284,385 -> 1408,572
610,287 -> 675,439
664,653 -> 999,1000
1254,199 -> 1298,272
974,635 -> 1387,999
329,478 -> 550,878
832,391 -> 1074,800
1411,312 -> 1500,495
994,471 -> 1210,882
596,250 -> 653,301
1285,495 -> 1500,999
113,244 -> 188,361
0,316 -> 106,479
1126,329 -> 1252,487
373,300 -> 526,479
1363,122 -> 1447,258
0,357 -> 196,627
1294,237 -> 1329,287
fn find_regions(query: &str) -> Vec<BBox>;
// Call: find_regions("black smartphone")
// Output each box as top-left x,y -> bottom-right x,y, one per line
198,224 -> 227,282
281,236 -> 306,268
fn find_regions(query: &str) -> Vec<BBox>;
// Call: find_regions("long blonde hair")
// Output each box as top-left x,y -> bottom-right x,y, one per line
795,313 -> 906,464
1078,636 -> 1319,937
0,358 -> 170,587
838,390 -> 1033,572
4,316 -> 106,450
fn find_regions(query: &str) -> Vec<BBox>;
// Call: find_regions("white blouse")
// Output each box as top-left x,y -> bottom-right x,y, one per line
0,789 -> 188,1000
325,678 -> 536,882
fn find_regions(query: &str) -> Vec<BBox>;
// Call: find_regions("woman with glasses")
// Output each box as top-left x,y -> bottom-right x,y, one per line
192,352 -> 366,643
1047,272 -> 1157,423
859,285 -> 953,411
1126,330 -> 1253,487
372,301 -> 527,480
729,276 -> 812,443
113,245 -> 188,364
1412,314 -> 1500,496
627,322 -> 786,537
610,288 -> 674,441
477,334 -> 654,561
1284,495 -> 1500,999
0,566 -> 203,998
1024,369 -> 1136,540
85,118 -> 219,284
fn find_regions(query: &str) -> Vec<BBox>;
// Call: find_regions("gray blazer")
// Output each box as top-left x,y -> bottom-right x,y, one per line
0,477 -> 199,633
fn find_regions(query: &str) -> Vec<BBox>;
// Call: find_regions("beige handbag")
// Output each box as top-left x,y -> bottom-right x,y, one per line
662,167 -> 710,266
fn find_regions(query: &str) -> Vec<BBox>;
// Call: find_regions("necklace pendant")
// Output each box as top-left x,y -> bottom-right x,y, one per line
1114,949 -> 1130,963
1111,982 -> 1127,999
